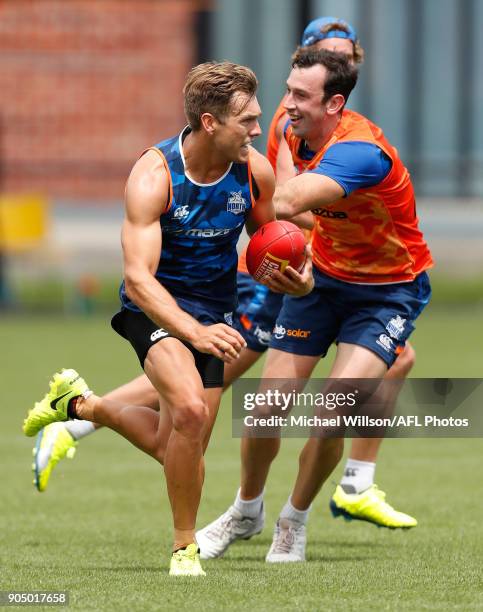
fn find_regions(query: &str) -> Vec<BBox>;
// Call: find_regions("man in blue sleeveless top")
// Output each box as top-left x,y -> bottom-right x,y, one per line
22,61 -> 314,576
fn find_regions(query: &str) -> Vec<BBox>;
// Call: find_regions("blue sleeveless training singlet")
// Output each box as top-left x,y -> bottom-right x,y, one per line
120,126 -> 256,313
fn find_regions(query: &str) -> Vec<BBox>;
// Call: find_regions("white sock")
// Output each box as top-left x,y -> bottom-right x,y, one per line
64,419 -> 96,440
340,458 -> 376,494
279,496 -> 311,525
234,488 -> 264,518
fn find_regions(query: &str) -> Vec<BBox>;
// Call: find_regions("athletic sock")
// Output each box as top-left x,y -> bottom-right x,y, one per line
279,496 -> 311,525
64,419 -> 96,440
234,488 -> 264,518
340,458 -> 376,494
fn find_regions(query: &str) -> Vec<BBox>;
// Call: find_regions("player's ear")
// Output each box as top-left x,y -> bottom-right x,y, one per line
325,94 -> 345,116
200,112 -> 218,135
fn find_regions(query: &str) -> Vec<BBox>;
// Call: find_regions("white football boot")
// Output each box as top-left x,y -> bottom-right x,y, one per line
196,504 -> 265,559
265,518 -> 306,563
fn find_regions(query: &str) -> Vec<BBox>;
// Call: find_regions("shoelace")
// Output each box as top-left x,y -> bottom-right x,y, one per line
272,526 -> 296,554
206,512 -> 235,540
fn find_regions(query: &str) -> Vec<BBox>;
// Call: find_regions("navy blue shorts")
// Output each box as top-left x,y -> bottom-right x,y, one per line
233,272 -> 284,352
270,268 -> 431,367
111,296 -> 233,388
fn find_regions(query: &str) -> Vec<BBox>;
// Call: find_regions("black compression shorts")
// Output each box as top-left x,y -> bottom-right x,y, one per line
111,308 -> 224,388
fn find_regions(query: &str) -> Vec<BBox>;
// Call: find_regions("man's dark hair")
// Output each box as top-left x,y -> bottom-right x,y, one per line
291,47 -> 358,105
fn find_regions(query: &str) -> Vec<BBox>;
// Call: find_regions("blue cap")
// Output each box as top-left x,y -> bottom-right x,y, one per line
301,17 -> 357,47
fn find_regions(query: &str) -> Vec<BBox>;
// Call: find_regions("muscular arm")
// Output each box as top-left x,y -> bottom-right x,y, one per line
122,151 -> 246,361
274,172 -> 345,219
275,141 -> 391,218
245,146 -> 276,236
122,150 -> 202,343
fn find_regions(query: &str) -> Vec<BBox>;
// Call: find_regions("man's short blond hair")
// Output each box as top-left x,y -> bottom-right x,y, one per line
183,61 -> 258,131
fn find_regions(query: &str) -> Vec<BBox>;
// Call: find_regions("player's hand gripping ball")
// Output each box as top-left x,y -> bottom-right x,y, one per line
246,220 -> 307,282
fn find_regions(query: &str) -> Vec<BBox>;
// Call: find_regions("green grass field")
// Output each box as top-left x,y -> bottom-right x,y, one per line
1,306 -> 482,610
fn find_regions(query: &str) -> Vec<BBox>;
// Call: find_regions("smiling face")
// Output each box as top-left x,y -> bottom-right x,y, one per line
284,63 -> 330,142
208,92 -> 262,163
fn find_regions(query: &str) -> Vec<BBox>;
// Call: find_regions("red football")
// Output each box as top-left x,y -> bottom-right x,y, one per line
246,220 -> 307,282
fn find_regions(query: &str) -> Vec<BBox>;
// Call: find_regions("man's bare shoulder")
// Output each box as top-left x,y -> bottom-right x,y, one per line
125,149 -> 170,217
128,149 -> 169,194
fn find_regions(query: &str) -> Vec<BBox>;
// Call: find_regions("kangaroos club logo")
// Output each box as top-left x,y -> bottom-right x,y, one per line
386,315 -> 406,340
227,191 -> 247,214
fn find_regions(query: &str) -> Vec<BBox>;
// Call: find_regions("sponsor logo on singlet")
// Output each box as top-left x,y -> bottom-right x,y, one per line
167,227 -> 233,238
312,208 -> 348,219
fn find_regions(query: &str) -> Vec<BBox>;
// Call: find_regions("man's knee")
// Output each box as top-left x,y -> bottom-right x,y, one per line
171,396 -> 209,439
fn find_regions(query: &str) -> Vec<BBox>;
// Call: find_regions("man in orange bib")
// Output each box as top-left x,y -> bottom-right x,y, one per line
226,17 -> 420,530
197,49 -> 433,563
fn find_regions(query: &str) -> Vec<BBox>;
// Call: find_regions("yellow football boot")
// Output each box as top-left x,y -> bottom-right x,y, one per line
330,484 -> 417,529
169,544 -> 206,576
23,369 -> 90,437
32,423 -> 77,492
